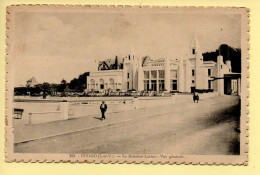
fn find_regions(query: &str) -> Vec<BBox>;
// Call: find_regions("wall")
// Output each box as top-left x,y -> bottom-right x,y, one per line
87,70 -> 123,90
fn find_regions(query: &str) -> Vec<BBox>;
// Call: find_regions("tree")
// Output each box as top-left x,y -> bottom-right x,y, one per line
202,44 -> 241,73
41,82 -> 51,93
30,85 -> 41,96
57,79 -> 67,92
69,78 -> 76,90
67,72 -> 90,92
61,79 -> 67,85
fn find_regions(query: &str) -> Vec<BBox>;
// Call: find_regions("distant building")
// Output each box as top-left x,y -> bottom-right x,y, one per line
87,37 -> 241,95
26,77 -> 39,87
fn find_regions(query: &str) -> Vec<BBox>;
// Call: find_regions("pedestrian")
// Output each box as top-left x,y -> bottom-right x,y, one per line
100,101 -> 107,121
193,91 -> 199,103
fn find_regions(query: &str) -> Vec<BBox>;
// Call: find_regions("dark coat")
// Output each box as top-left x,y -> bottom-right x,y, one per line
100,104 -> 107,111
193,93 -> 199,101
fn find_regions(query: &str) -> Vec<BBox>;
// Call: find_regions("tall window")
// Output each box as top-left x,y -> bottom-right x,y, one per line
99,79 -> 104,89
158,70 -> 165,78
144,80 -> 149,91
151,71 -> 157,79
143,70 -> 165,91
159,80 -> 165,91
208,80 -> 212,89
127,82 -> 130,89
144,71 -> 149,79
208,69 -> 211,76
170,70 -> 177,79
192,69 -> 195,76
90,79 -> 95,90
171,80 -> 178,90
109,78 -> 115,90
192,48 -> 195,54
127,73 -> 130,79
151,80 -> 157,91
170,70 -> 178,91
158,70 -> 165,91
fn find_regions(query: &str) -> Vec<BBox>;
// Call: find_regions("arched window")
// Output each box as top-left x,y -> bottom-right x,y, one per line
109,78 -> 115,90
99,79 -> 104,89
90,79 -> 95,90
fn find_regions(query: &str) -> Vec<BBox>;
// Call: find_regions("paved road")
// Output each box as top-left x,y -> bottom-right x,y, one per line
15,96 -> 240,155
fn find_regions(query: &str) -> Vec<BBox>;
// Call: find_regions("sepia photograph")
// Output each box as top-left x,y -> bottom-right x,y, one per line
6,6 -> 248,164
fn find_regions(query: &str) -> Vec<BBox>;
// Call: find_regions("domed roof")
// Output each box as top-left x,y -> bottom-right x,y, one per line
142,55 -> 151,66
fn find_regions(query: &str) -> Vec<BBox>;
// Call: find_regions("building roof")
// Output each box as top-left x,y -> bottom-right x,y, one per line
98,57 -> 124,70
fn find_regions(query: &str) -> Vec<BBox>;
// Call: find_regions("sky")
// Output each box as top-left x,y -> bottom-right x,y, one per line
12,8 -> 241,86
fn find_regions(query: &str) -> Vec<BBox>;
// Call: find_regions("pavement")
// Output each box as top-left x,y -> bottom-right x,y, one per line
14,95 -> 239,144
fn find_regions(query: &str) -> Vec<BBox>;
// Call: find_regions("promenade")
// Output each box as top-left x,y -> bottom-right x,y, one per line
14,95 -> 240,155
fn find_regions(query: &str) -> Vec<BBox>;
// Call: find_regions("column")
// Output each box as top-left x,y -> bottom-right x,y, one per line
137,57 -> 144,91
156,70 -> 159,92
132,58 -> 136,90
129,61 -> 133,90
149,71 -> 151,90
217,55 -> 224,95
122,62 -> 127,91
238,78 -> 241,96
178,59 -> 184,92
195,57 -> 201,90
60,102 -> 69,120
185,59 -> 191,92
165,58 -> 170,92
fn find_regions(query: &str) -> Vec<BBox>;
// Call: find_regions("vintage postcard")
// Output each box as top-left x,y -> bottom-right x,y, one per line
6,5 -> 249,164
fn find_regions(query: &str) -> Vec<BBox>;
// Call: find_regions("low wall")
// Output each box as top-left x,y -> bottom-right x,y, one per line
28,102 -> 68,125
14,93 -> 219,125
29,111 -> 62,125
14,102 -> 60,125
14,96 -> 134,102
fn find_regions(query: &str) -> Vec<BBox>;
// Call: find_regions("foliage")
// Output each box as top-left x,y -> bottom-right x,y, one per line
202,44 -> 241,73
14,72 -> 90,95
68,72 -> 89,92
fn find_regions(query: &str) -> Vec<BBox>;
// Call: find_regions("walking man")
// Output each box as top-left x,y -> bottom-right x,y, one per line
193,91 -> 199,103
100,101 -> 107,121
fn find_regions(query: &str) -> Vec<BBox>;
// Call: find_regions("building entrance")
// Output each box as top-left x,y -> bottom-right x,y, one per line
151,80 -> 157,91
224,73 -> 241,96
191,86 -> 195,93
231,79 -> 238,95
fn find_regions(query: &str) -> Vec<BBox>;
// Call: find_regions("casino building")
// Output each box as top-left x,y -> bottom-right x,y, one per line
86,37 -> 240,95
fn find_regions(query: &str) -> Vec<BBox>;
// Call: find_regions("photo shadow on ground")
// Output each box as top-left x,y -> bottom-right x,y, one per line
196,102 -> 241,155
93,117 -> 102,121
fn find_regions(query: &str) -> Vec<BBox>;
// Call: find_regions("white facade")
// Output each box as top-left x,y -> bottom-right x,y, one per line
87,38 -> 233,94
87,70 -> 123,91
